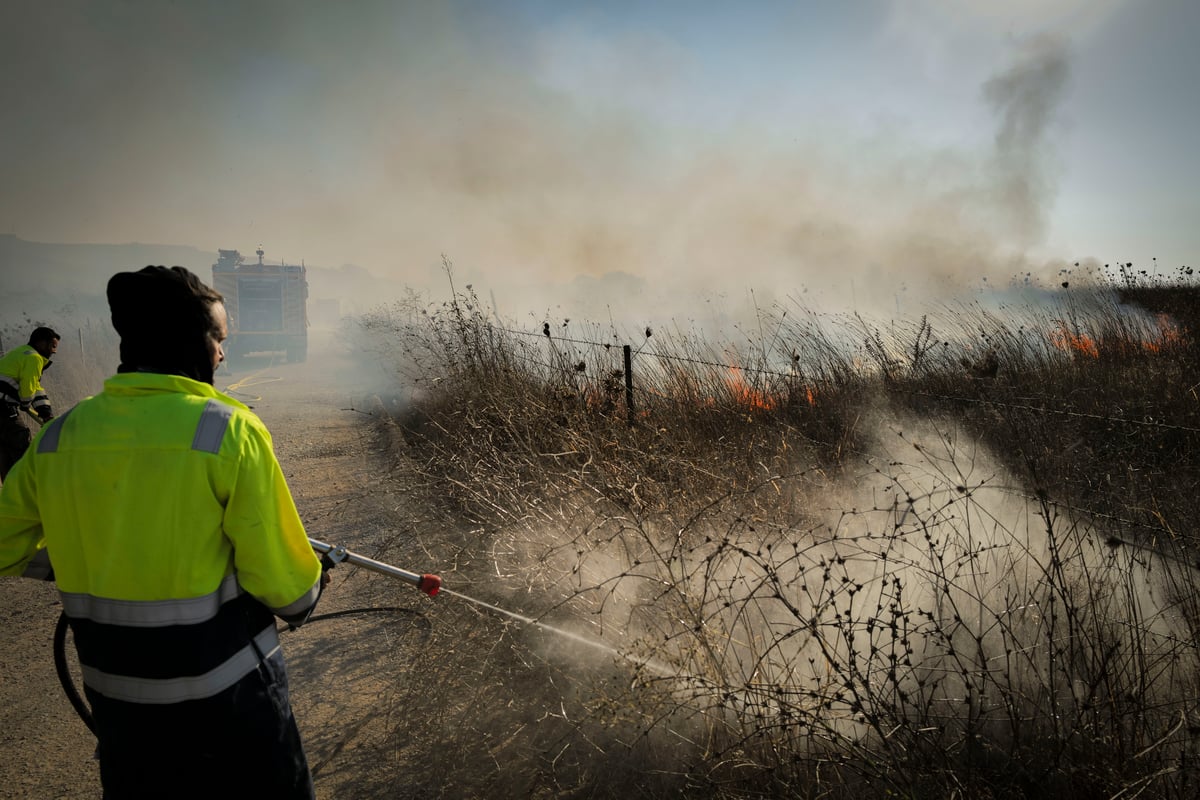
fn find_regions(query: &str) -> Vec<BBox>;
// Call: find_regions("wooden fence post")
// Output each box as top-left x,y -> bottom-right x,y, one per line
624,344 -> 634,425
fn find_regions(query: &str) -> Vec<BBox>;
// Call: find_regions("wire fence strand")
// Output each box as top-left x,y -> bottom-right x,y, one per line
492,323 -> 1200,435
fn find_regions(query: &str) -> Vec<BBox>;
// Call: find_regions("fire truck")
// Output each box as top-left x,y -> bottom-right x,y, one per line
211,247 -> 308,364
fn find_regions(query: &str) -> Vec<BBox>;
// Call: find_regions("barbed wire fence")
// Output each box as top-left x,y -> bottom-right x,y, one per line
483,321 -> 1200,438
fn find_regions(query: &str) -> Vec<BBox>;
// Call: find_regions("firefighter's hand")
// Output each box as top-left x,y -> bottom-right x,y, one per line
319,553 -> 336,588
35,408 -> 54,425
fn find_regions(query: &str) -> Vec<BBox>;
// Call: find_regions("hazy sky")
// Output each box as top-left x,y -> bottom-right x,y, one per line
3,0 -> 1197,314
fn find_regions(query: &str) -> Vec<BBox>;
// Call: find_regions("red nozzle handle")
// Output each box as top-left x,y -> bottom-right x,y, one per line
417,574 -> 442,597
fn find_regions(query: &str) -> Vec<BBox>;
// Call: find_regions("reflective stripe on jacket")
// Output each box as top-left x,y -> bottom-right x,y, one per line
0,345 -> 50,413
0,372 -> 321,703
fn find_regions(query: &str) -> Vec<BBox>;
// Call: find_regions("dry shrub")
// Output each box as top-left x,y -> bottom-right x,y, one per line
352,271 -> 1200,798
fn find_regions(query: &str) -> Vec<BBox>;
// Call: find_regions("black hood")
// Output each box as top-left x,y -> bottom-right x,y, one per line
106,266 -> 217,385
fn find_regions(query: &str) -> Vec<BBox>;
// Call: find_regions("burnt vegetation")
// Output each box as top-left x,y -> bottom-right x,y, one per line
351,264 -> 1200,799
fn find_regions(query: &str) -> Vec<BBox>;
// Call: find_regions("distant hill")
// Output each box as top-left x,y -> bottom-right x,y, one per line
0,234 -> 215,295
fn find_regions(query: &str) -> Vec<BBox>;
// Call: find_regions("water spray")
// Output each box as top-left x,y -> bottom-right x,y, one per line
309,541 -> 794,722
440,587 -> 679,676
312,539 -> 677,676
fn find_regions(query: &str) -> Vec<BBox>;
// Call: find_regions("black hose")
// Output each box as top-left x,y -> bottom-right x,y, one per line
53,612 -> 96,735
305,606 -> 429,628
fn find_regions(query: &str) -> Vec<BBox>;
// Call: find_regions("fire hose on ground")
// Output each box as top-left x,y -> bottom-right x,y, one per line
54,538 -> 442,736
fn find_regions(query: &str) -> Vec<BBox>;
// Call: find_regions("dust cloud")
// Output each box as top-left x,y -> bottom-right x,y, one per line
486,407 -> 1196,741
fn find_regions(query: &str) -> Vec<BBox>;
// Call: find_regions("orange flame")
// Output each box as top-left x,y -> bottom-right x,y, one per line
1050,315 -> 1189,359
1050,322 -> 1099,359
723,366 -> 817,410
1142,313 -> 1187,354
727,366 -> 777,410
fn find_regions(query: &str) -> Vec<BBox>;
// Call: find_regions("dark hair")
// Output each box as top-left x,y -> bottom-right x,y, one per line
29,326 -> 61,345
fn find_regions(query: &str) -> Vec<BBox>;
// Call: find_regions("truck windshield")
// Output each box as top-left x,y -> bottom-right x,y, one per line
237,277 -> 284,332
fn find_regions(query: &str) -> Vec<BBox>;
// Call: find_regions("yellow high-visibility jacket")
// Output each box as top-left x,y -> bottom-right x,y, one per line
0,345 -> 52,418
0,372 -> 321,704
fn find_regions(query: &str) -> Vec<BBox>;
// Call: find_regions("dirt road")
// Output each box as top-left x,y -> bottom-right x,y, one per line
0,338 -> 461,798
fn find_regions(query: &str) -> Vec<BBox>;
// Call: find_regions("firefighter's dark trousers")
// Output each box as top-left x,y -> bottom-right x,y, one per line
84,650 -> 315,800
0,407 -> 32,482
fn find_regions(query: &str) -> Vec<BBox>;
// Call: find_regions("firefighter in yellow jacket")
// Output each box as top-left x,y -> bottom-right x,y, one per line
0,267 -> 325,799
0,326 -> 59,480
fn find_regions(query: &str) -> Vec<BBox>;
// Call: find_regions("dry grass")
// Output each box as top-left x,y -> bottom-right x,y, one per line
350,269 -> 1200,798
